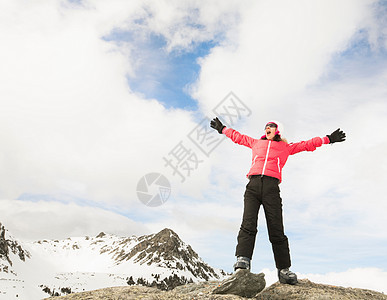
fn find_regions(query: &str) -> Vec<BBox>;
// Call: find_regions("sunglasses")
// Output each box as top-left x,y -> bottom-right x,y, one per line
265,122 -> 278,129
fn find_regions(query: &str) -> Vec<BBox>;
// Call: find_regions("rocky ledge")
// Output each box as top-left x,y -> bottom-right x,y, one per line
46,273 -> 387,300
257,279 -> 387,300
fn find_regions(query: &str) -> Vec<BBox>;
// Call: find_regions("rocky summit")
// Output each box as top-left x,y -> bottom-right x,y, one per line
45,273 -> 387,300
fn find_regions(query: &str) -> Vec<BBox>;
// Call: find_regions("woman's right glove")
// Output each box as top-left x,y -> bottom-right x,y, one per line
327,128 -> 346,144
210,117 -> 225,134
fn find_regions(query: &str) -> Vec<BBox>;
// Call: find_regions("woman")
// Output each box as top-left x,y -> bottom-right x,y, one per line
210,117 -> 346,285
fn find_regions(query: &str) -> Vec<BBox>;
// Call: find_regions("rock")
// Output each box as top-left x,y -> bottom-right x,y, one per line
44,277 -> 387,300
45,284 -> 252,299
0,222 -> 31,268
256,279 -> 387,300
212,269 -> 266,298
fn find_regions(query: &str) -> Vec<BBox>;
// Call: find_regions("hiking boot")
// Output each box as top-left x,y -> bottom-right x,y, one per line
278,268 -> 298,285
233,256 -> 251,271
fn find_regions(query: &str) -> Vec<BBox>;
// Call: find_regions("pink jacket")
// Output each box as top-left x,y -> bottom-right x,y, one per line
222,127 -> 330,182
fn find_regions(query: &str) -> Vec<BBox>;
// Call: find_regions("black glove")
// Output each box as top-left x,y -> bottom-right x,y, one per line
210,117 -> 225,134
327,128 -> 346,144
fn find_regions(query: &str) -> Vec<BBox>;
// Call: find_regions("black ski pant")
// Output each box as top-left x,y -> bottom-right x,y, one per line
235,175 -> 291,270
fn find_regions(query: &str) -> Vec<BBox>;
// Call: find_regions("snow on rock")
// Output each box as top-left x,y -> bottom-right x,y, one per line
0,222 -> 52,299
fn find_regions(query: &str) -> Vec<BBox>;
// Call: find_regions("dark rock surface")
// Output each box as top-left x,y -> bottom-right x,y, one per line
0,222 -> 31,270
212,269 -> 265,297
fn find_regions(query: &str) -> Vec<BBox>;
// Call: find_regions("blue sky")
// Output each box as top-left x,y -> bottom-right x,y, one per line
1,0 -> 387,293
102,17 -> 219,111
326,30 -> 387,82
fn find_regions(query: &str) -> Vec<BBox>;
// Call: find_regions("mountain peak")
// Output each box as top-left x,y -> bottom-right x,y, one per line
96,232 -> 106,238
155,228 -> 178,238
149,228 -> 181,247
108,227 -> 222,281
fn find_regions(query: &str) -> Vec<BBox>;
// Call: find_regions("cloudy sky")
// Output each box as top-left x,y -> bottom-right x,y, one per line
1,0 -> 387,293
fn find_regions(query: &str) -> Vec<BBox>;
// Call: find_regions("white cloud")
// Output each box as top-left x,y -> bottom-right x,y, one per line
134,0 -> 244,52
1,199 -> 150,241
0,0 -> 213,205
193,0 -> 375,115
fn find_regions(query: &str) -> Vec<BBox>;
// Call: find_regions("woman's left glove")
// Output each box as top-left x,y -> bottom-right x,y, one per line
327,128 -> 346,143
210,117 -> 225,134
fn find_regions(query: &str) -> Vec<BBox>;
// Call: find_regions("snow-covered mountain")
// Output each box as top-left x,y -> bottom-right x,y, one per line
0,222 -> 226,299
0,222 -> 54,299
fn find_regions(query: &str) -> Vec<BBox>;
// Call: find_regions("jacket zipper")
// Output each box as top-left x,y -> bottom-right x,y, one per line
261,140 -> 271,176
277,157 -> 281,174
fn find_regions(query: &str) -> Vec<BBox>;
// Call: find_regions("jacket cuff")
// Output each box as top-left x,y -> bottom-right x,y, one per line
322,136 -> 330,144
222,126 -> 227,134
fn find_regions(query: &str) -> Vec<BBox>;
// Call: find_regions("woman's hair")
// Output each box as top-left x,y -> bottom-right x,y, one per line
261,134 -> 288,143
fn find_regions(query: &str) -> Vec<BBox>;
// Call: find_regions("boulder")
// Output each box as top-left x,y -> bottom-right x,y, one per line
212,269 -> 266,298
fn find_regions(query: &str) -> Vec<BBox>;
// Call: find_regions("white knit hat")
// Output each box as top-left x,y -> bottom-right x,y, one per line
261,120 -> 284,138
